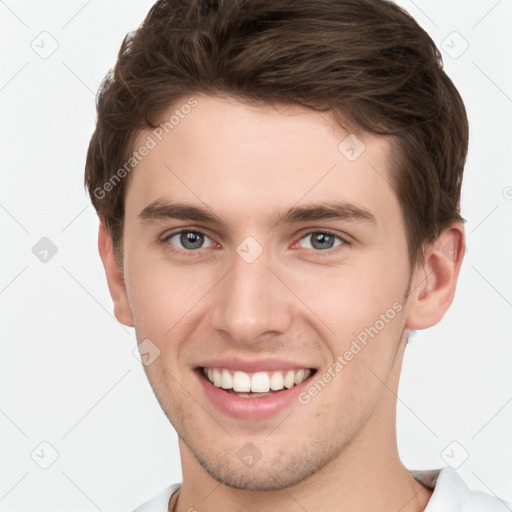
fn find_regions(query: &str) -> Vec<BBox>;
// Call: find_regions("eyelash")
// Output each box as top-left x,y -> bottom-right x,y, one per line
160,228 -> 349,257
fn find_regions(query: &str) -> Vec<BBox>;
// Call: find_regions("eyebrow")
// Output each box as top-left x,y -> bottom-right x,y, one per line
138,199 -> 377,228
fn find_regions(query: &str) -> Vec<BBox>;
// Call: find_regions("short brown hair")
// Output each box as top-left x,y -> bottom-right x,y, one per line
84,0 -> 468,265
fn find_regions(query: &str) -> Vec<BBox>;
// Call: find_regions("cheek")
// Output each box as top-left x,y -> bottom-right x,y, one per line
124,256 -> 223,372
124,236 -> 409,355
124,255 -> 204,331
289,258 -> 407,339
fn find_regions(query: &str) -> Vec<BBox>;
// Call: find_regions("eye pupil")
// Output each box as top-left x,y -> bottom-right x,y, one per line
311,233 -> 335,250
180,231 -> 204,249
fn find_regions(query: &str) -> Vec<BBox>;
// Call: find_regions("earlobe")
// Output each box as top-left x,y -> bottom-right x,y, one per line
405,223 -> 465,330
98,221 -> 134,328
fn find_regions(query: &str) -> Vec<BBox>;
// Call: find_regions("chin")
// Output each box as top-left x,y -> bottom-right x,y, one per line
185,434 -> 343,492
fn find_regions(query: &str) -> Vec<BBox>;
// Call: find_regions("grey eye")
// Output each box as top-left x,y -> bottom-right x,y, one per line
299,232 -> 343,251
166,231 -> 213,250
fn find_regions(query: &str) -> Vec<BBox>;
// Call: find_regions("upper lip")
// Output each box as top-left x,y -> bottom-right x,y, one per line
196,357 -> 317,373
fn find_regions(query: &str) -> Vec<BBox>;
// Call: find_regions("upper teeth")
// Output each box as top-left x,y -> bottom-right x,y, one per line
203,367 -> 312,392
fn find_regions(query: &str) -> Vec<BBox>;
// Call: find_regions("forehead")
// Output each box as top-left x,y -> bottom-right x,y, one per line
125,94 -> 399,228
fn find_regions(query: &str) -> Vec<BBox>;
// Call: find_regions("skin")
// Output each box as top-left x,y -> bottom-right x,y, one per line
99,94 -> 465,511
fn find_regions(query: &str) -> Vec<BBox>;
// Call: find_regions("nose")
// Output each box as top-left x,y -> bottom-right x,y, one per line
209,247 -> 293,346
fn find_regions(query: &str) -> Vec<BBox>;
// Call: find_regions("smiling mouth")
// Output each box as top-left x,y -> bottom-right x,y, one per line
198,366 -> 317,397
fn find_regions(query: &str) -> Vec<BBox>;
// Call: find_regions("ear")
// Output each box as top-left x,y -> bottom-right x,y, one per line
98,220 -> 134,327
405,223 -> 465,330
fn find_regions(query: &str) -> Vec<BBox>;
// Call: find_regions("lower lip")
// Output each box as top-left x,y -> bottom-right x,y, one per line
195,369 -> 314,420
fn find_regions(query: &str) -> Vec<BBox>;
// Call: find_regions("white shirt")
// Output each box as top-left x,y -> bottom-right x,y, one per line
132,467 -> 510,511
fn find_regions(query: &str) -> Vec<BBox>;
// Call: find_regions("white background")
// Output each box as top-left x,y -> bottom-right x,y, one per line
1,0 -> 511,510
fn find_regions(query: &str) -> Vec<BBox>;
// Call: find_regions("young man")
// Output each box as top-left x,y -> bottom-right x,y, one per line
85,0 -> 508,510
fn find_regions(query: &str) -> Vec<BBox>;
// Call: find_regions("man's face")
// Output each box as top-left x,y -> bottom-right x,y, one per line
121,94 -> 415,490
